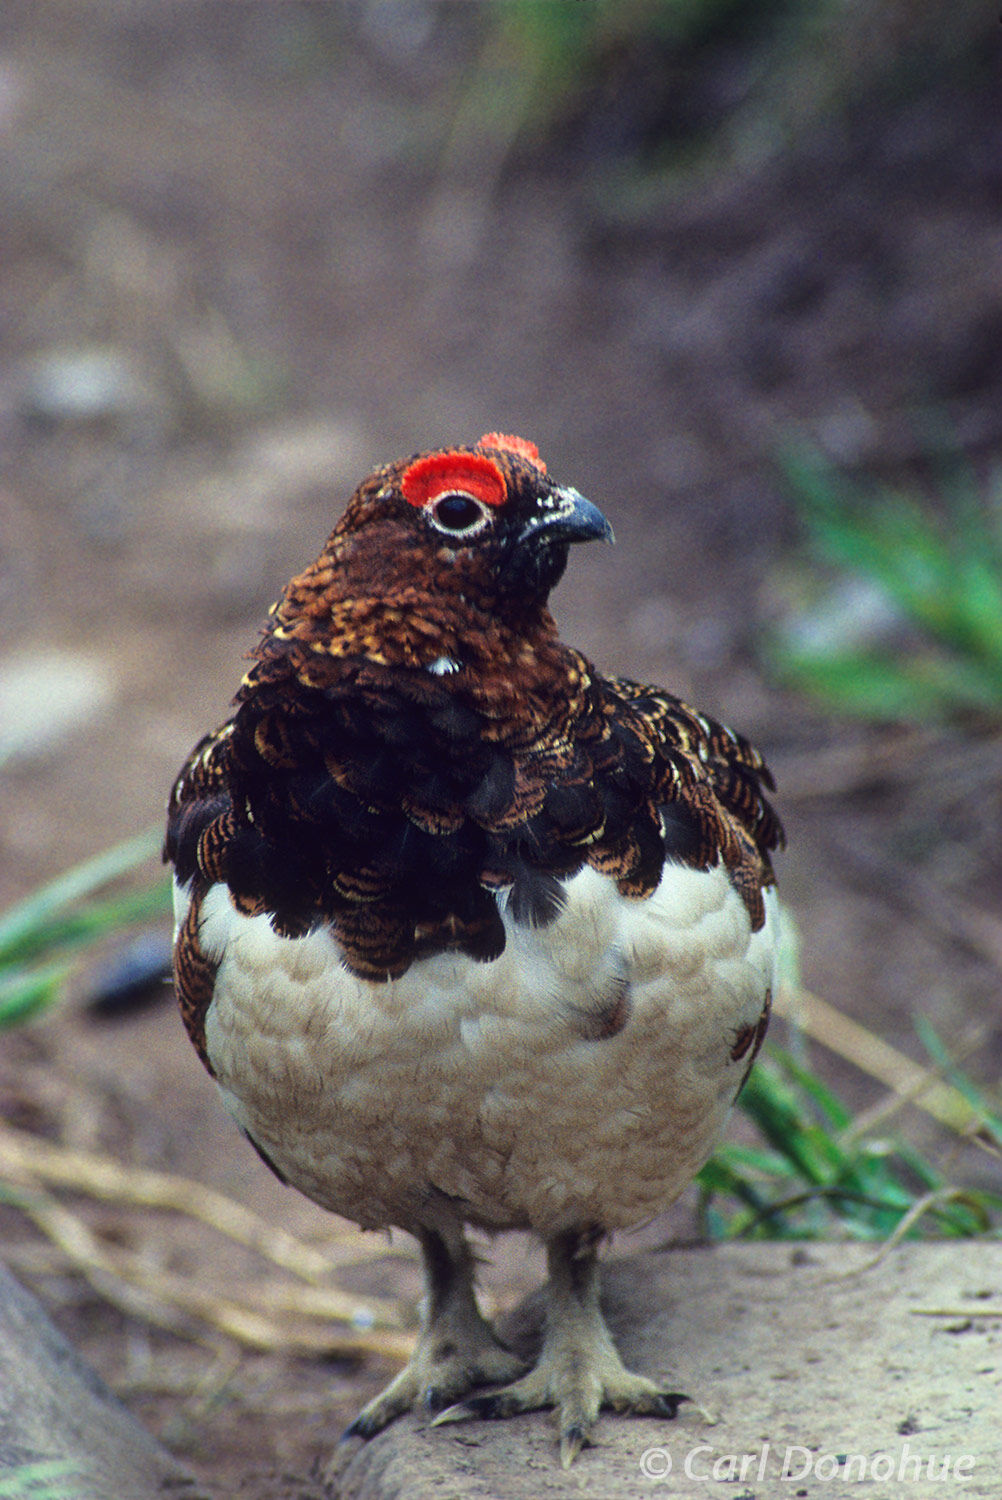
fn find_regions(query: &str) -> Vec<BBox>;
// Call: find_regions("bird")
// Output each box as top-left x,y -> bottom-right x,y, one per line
165,432 -> 782,1467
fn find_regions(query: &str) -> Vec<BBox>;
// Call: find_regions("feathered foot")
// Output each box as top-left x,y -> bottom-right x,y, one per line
343,1224 -> 526,1439
433,1227 -> 686,1466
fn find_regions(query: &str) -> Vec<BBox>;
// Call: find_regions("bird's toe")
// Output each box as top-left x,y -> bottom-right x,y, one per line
420,1340 -> 526,1414
344,1324 -> 527,1441
430,1347 -> 687,1464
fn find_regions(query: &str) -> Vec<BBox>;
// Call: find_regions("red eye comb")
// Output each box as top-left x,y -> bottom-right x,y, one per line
478,433 -> 546,473
401,450 -> 507,509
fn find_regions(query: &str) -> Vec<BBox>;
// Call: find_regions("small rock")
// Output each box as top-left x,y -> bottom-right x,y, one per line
85,930 -> 174,1016
0,650 -> 116,767
18,346 -> 160,426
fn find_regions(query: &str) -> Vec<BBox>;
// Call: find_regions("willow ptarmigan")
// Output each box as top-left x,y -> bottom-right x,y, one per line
165,432 -> 782,1466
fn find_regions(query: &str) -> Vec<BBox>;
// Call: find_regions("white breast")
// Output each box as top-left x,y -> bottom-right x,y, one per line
180,863 -> 777,1238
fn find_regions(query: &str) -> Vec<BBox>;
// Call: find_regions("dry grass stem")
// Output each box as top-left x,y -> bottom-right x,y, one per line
910,1307 -> 1002,1318
0,1119 -> 417,1363
7,1181 -> 415,1360
0,1121 -> 409,1277
776,984 -> 984,1136
847,1189 -> 989,1274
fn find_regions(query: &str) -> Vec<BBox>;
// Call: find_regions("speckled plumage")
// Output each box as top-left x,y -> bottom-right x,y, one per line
165,434 -> 783,1464
178,864 -> 776,1238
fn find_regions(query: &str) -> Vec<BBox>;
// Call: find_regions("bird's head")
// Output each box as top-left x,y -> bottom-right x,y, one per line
396,432 -> 612,601
338,432 -> 612,603
261,433 -> 613,674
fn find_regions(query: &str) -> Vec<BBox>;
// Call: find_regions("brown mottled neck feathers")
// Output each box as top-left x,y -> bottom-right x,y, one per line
241,487 -> 577,724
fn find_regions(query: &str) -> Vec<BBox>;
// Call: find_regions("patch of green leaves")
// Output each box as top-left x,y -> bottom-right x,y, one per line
700,1044 -> 1001,1240
0,830 -> 170,1029
769,449 -> 1002,722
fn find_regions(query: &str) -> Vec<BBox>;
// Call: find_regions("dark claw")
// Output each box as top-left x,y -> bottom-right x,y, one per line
606,1387 -> 688,1420
431,1390 -> 526,1427
560,1423 -> 591,1468
341,1412 -> 386,1443
455,1391 -> 523,1421
646,1391 -> 687,1419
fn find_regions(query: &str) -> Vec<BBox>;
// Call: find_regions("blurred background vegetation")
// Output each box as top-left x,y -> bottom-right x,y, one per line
451,0 -> 990,175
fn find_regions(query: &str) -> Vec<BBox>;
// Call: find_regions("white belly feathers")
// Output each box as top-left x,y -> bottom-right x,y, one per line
177,863 -> 777,1238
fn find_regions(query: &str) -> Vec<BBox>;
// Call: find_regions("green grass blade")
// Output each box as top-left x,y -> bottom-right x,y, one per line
696,1156 -> 786,1239
711,1141 -> 802,1178
0,962 -> 72,1029
736,1063 -> 845,1184
767,1045 -> 852,1131
914,1018 -> 1002,1145
709,1038 -> 1001,1242
0,880 -> 172,970
0,828 -> 163,966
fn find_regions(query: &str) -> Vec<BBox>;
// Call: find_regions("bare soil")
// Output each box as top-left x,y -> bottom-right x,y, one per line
1,6 -> 1000,1496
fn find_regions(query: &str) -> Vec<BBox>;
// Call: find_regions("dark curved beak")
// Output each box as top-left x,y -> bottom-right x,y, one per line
517,486 -> 615,548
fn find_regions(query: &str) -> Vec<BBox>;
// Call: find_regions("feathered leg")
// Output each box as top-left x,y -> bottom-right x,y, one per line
344,1220 -> 526,1438
434,1227 -> 686,1466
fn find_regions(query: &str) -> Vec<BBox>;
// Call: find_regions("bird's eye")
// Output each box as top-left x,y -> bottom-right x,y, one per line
428,492 -> 488,535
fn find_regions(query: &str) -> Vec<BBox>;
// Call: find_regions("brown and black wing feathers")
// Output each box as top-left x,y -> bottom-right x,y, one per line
165,648 -> 782,979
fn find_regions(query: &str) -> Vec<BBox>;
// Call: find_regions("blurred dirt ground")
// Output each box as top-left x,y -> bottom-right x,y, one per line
1,4 -> 1001,1495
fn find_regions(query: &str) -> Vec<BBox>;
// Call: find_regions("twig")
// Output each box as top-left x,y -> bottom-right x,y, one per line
911,1307 -> 1002,1318
0,1119 -> 419,1362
